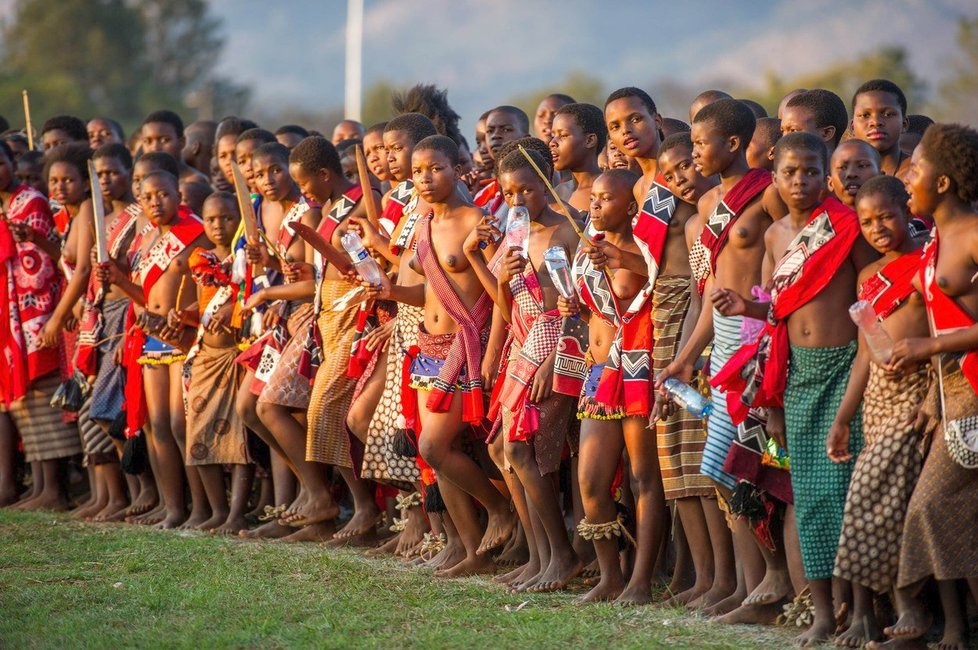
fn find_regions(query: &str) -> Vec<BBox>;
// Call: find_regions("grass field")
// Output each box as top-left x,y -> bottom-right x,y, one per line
0,510 -> 810,649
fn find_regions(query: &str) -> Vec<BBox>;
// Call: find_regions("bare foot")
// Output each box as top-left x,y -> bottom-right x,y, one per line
92,499 -> 129,522
333,507 -> 380,540
395,507 -> 427,557
0,489 -> 18,507
866,640 -> 928,650
155,512 -> 185,530
122,491 -> 158,520
579,558 -> 600,581
493,560 -> 534,586
744,569 -> 792,606
423,540 -> 465,571
795,618 -> 836,647
213,515 -> 249,536
179,508 -> 213,531
699,587 -> 746,616
717,602 -> 783,625
129,503 -> 165,525
883,605 -> 931,640
577,577 -> 625,603
530,553 -> 583,593
687,580 -> 738,611
494,534 -> 529,568
434,554 -> 495,578
22,493 -> 71,512
71,497 -> 104,520
239,519 -> 293,540
365,534 -> 400,558
835,614 -> 880,647
280,521 -> 335,543
280,498 -> 339,528
615,583 -> 655,607
194,511 -> 230,532
934,636 -> 968,650
477,508 -> 518,555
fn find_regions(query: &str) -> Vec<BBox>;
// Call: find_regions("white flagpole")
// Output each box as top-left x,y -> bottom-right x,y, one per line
345,0 -> 364,121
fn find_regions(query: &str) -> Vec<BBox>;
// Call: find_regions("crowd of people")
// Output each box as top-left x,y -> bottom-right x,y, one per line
1,78 -> 976,648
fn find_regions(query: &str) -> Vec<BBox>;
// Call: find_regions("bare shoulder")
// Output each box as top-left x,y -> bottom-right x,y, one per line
456,205 -> 485,228
697,185 -> 721,216
761,183 -> 786,219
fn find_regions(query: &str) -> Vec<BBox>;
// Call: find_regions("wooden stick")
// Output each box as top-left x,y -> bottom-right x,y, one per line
175,272 -> 188,312
516,145 -> 615,280
517,145 -> 591,246
354,145 -> 379,226
22,90 -> 34,151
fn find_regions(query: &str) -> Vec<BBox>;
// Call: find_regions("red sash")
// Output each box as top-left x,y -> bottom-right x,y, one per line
711,197 -> 860,424
631,176 -> 677,287
415,214 -> 493,424
690,169 -> 772,296
380,180 -> 414,229
296,186 -> 363,381
920,233 -> 978,394
138,206 -> 203,297
860,251 -> 921,320
0,186 -> 61,405
473,179 -> 504,215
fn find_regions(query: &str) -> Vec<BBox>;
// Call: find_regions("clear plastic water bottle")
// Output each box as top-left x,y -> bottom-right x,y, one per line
341,230 -> 385,286
544,246 -> 576,300
661,377 -> 713,418
849,300 -> 894,364
505,206 -> 530,257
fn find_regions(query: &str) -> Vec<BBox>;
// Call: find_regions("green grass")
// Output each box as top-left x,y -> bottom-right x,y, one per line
0,510 -> 804,649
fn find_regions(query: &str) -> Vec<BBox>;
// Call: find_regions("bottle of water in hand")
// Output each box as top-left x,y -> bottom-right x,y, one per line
341,230 -> 384,286
544,246 -> 577,300
849,301 -> 894,364
661,377 -> 713,419
505,206 -> 530,257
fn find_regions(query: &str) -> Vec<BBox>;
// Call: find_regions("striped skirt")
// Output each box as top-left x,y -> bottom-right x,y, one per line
701,309 -> 741,490
10,374 -> 82,462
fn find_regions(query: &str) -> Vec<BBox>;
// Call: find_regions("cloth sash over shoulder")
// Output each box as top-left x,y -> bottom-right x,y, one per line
711,196 -> 860,424
415,214 -> 492,424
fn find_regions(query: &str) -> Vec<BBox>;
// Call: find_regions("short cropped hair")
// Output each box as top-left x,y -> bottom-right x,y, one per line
661,117 -> 691,136
488,106 -> 530,135
786,89 -> 849,147
236,128 -> 276,146
140,169 -> 179,192
694,98 -> 757,145
43,142 -> 92,183
856,175 -> 910,210
918,123 -> 978,204
774,131 -> 828,170
366,122 -> 387,136
142,110 -> 184,138
657,132 -> 693,160
289,136 -> 343,176
738,99 -> 768,119
599,168 -> 641,192
92,142 -> 133,169
41,115 -> 87,141
852,79 -> 908,117
393,84 -> 464,145
205,190 -> 237,209
498,146 -> 550,177
215,117 -> 259,141
555,103 -> 608,151
384,112 -> 438,146
497,136 -> 553,178
274,124 -> 309,138
413,135 -> 460,166
753,117 -> 783,149
252,142 -> 291,165
906,114 -> 934,137
605,87 -> 658,115
135,151 -> 180,178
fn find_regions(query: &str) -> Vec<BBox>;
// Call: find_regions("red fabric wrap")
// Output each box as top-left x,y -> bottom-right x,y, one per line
123,307 -> 148,439
711,197 -> 861,424
920,233 -> 978,394
0,186 -> 61,405
860,251 -> 921,320
415,215 -> 492,424
694,168 -> 772,295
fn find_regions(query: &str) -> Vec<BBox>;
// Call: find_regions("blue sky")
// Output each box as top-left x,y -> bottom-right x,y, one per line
210,0 -> 974,132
